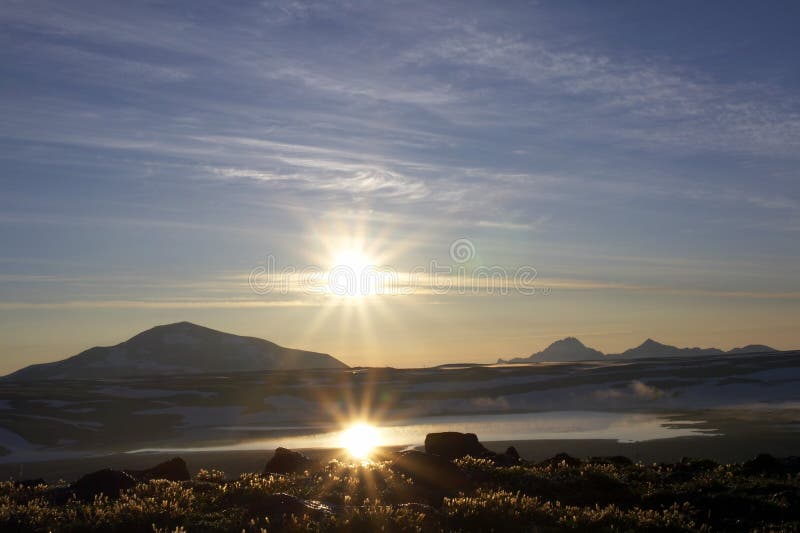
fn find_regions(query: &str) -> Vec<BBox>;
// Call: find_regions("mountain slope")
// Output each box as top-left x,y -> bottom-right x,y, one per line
610,338 -> 724,358
498,337 -> 605,363
498,338 -> 781,364
4,322 -> 347,380
727,344 -> 777,355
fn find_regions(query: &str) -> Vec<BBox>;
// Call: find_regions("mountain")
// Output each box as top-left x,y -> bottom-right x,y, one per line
498,337 -> 605,363
497,337 -> 781,364
610,339 -> 779,358
4,322 -> 348,380
610,338 -> 724,358
727,344 -> 777,355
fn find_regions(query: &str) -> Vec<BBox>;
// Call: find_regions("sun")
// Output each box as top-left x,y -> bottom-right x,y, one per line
332,249 -> 372,274
328,249 -> 387,297
339,422 -> 381,459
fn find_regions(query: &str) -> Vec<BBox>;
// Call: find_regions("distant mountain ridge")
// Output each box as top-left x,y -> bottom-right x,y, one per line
498,337 -> 778,364
727,344 -> 776,355
4,322 -> 348,380
611,338 -> 724,358
498,337 -> 604,364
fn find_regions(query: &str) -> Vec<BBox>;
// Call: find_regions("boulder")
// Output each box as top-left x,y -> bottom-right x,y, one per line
489,446 -> 522,467
46,486 -> 76,506
424,432 -> 490,460
236,492 -> 333,526
72,469 -> 137,499
538,452 -> 581,468
743,454 -> 800,476
782,456 -> 800,474
264,447 -> 316,475
126,457 -> 190,482
391,450 -> 472,493
505,446 -> 520,460
744,453 -> 781,475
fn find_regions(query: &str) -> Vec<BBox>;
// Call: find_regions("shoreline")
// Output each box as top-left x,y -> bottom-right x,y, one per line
4,430 -> 800,482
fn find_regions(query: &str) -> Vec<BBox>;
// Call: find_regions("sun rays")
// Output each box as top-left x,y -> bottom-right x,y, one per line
338,422 -> 382,459
287,216 -> 419,361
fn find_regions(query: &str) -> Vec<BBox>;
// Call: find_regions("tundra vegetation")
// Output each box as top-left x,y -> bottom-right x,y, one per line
2,452 -> 799,532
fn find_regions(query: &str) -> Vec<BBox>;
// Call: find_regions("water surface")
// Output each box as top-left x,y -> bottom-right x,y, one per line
131,410 -> 718,454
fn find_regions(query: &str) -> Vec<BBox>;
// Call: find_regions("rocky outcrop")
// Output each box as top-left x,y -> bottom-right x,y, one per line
424,432 -> 522,466
67,457 -> 191,500
538,452 -> 582,468
424,432 -> 490,460
126,457 -> 190,482
72,469 -> 138,500
391,450 -> 472,493
264,447 -> 316,475
743,453 -> 800,476
233,492 -> 333,526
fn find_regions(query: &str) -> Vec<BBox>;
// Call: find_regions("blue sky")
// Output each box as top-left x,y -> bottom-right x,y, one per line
1,1 -> 798,371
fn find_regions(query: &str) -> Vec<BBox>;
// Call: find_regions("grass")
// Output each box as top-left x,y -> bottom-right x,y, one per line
2,454 -> 799,532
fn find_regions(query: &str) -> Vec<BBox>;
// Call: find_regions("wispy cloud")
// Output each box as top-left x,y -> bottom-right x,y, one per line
1,0 -> 799,365
0,299 -> 317,310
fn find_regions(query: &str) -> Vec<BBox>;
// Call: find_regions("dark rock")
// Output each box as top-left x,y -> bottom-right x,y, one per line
14,478 -> 46,488
658,457 -> 718,483
519,470 -> 636,506
72,469 -> 137,499
643,491 -> 794,530
126,457 -> 190,482
47,486 -> 75,506
568,471 -> 636,506
538,452 -> 581,468
744,453 -> 782,475
424,431 -> 520,466
391,450 -> 472,493
424,432 -> 490,460
239,492 -> 333,526
676,457 -> 718,474
264,447 -> 316,475
781,456 -> 800,474
489,448 -> 521,467
572,472 -> 636,505
743,454 -> 800,476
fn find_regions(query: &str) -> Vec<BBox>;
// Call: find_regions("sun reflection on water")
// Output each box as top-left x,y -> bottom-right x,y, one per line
338,422 -> 382,459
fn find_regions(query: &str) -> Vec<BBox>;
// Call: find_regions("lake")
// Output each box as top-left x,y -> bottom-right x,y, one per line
130,410 -> 718,454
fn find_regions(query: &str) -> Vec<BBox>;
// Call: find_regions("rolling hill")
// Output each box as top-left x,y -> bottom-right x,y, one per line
4,322 -> 347,380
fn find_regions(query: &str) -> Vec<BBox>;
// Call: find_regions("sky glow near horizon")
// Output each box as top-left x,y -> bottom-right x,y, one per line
0,1 -> 799,372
